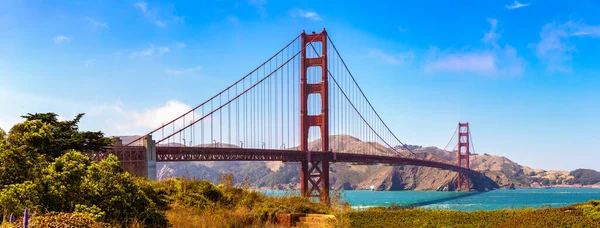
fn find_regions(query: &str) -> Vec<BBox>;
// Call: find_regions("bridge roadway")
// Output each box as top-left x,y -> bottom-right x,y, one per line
151,146 -> 478,175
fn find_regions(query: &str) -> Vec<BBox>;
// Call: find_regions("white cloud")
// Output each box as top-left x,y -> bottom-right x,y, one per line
482,18 -> 500,46
134,2 -> 148,14
53,35 -> 70,44
425,47 -> 524,76
85,17 -> 107,28
84,59 -> 96,67
367,49 -> 414,65
533,21 -> 600,72
134,2 -> 181,28
290,9 -> 322,21
165,66 -> 202,75
130,45 -> 170,58
131,47 -> 154,57
248,0 -> 267,16
425,19 -> 525,77
506,1 -> 530,10
158,47 -> 170,54
176,42 -> 186,48
119,100 -> 195,132
397,26 -> 408,32
88,100 -> 199,136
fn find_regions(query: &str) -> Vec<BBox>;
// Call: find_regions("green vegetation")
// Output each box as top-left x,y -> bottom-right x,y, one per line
1,112 -> 599,227
0,113 -> 167,227
0,113 -> 330,227
340,201 -> 600,227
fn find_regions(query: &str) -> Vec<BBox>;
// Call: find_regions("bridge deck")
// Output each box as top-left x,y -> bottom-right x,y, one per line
153,146 -> 478,175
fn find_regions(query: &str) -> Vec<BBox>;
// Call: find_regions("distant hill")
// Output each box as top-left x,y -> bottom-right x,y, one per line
569,169 -> 600,185
114,135 -> 142,145
113,135 -> 599,190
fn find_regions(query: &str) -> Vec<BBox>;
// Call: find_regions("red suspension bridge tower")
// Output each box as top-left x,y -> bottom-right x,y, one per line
300,30 -> 330,203
457,122 -> 471,191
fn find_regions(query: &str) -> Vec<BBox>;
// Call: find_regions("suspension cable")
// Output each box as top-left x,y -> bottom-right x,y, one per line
126,34 -> 302,146
155,34 -> 321,145
326,36 -> 417,156
307,42 -> 413,157
443,125 -> 459,152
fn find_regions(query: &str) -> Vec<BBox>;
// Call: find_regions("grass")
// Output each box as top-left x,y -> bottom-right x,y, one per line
1,177 -> 598,228
339,200 -> 600,228
341,208 -> 530,227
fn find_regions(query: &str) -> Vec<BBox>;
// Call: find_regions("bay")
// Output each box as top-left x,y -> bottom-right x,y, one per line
263,188 -> 600,211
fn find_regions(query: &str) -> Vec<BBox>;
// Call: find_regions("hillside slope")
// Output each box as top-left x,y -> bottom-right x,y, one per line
117,135 -> 593,191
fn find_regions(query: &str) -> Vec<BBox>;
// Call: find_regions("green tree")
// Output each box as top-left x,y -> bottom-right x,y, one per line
40,150 -> 92,212
0,181 -> 42,219
0,147 -> 41,187
0,128 -> 6,146
82,154 -> 167,226
6,120 -> 54,156
15,113 -> 112,158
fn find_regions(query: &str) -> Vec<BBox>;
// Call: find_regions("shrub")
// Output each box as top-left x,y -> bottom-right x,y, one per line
29,212 -> 111,228
0,181 -> 42,219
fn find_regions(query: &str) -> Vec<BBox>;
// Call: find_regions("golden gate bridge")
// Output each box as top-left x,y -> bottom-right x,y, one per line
89,29 -> 480,204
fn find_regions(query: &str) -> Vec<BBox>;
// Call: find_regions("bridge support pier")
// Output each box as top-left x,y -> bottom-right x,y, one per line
300,154 -> 330,204
143,135 -> 157,181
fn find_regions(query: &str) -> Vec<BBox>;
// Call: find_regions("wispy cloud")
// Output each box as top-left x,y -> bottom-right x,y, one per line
84,59 -> 96,67
506,1 -> 530,10
290,9 -> 323,21
533,21 -> 600,73
130,45 -> 170,58
481,18 -> 500,46
176,42 -> 186,48
367,49 -> 414,65
134,2 -> 182,27
158,47 -> 170,54
397,26 -> 408,32
135,2 -> 149,15
425,18 -> 525,77
53,35 -> 70,44
425,48 -> 524,76
85,17 -> 107,28
165,66 -> 202,75
248,0 -> 267,17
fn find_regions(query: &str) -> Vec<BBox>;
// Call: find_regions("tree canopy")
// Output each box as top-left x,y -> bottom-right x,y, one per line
11,113 -> 113,158
0,112 -> 168,226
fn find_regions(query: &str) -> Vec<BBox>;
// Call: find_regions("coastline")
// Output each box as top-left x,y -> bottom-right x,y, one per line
525,184 -> 600,189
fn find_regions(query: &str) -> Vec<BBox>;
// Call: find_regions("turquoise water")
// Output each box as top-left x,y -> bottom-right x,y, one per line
263,188 -> 600,211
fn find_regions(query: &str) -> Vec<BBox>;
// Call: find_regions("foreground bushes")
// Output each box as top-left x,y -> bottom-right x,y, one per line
343,200 -> 600,228
155,177 -> 330,227
500,200 -> 600,227
0,151 -> 168,227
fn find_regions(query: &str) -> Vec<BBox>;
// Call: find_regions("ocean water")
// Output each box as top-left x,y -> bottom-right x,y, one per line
263,188 -> 600,211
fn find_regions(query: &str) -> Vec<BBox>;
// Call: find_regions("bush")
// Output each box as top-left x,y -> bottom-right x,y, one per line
0,181 -> 42,219
0,152 -> 170,227
29,212 -> 111,228
157,178 -> 223,209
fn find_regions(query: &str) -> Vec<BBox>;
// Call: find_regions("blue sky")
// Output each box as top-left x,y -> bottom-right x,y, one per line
1,0 -> 599,171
